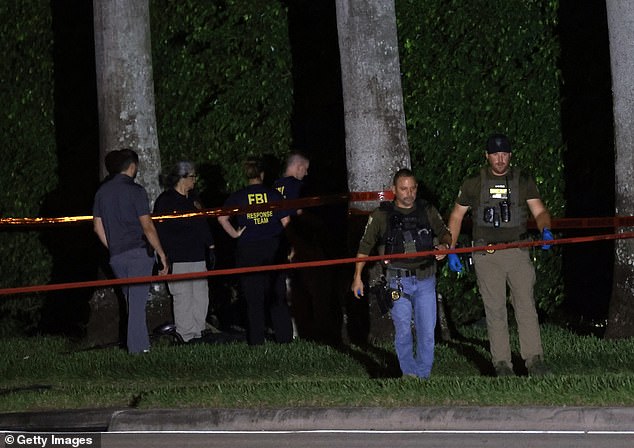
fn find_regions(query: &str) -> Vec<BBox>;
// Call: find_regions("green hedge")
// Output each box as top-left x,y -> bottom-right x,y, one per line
0,2 -> 56,334
397,0 -> 564,324
150,0 -> 293,193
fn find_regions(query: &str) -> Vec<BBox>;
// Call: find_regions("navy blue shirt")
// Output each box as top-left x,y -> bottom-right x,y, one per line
223,184 -> 289,243
153,189 -> 214,263
273,176 -> 304,200
273,176 -> 304,216
93,174 -> 151,256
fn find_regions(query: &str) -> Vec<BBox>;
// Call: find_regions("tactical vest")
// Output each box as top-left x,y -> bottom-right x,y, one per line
474,167 -> 528,242
379,200 -> 434,265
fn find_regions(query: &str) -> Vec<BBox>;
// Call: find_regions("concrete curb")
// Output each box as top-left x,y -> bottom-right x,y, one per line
107,407 -> 634,431
2,407 -> 634,432
0,408 -> 115,432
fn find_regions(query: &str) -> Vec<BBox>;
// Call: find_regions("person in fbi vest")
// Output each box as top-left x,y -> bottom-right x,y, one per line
218,158 -> 293,345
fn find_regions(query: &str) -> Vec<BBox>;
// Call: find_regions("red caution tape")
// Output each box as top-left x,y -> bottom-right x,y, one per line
1,190 -> 634,295
1,230 -> 633,296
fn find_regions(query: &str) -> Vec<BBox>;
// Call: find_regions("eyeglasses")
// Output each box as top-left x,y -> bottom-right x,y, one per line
185,174 -> 198,179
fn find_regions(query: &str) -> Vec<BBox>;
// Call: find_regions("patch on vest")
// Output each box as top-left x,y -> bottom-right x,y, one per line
489,183 -> 509,199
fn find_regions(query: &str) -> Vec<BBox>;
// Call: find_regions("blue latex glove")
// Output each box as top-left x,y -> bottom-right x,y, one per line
541,228 -> 553,250
448,253 -> 464,273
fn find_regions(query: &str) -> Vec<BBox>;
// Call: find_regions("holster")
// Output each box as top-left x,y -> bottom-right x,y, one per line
368,275 -> 394,315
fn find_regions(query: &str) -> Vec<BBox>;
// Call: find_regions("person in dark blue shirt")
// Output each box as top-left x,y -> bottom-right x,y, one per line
218,158 -> 293,345
93,149 -> 169,354
273,151 -> 310,214
154,161 -> 215,343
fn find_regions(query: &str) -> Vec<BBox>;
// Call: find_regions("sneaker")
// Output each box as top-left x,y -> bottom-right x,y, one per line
494,361 -> 515,377
526,356 -> 551,376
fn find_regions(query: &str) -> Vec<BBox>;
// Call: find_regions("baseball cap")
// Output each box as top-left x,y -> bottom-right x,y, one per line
486,134 -> 511,154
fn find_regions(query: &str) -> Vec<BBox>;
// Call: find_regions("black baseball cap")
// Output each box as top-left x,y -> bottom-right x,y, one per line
486,134 -> 511,154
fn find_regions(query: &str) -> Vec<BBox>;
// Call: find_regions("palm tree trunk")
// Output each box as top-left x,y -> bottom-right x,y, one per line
605,0 -> 634,338
93,0 -> 161,203
335,0 -> 410,211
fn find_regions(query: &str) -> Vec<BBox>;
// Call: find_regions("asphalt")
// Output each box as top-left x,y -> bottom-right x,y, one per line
1,406 -> 633,432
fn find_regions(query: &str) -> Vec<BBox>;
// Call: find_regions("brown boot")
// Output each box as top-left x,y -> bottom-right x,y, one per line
526,355 -> 551,376
494,361 -> 515,377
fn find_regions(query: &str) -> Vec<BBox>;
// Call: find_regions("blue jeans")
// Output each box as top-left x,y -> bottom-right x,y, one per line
389,275 -> 437,378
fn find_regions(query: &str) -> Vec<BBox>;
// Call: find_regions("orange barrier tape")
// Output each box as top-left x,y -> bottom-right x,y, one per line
0,192 -> 393,228
1,188 -> 632,230
1,230 -> 633,296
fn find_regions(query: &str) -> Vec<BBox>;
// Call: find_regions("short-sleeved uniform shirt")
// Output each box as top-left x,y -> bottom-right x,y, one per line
273,176 -> 304,216
153,189 -> 214,263
357,201 -> 450,278
223,184 -> 289,245
456,166 -> 540,242
93,174 -> 151,256
273,176 -> 304,200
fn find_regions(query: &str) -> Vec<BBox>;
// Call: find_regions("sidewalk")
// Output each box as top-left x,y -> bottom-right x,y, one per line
1,406 -> 633,432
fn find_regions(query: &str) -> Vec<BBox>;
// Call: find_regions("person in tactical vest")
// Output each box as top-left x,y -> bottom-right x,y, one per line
351,168 -> 452,379
447,134 -> 554,377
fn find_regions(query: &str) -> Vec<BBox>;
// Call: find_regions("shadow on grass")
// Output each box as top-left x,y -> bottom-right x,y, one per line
0,385 -> 52,396
440,323 -> 533,377
440,336 -> 495,376
334,343 -> 401,379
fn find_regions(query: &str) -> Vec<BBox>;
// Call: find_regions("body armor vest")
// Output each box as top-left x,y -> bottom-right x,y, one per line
379,200 -> 434,265
475,167 -> 527,242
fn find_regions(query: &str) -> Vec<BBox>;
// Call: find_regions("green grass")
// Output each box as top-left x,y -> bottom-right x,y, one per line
1,324 -> 634,412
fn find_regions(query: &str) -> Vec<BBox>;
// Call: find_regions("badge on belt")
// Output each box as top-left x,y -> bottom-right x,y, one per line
486,244 -> 496,254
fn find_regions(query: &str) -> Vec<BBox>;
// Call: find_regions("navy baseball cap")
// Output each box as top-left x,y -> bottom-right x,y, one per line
486,134 -> 511,154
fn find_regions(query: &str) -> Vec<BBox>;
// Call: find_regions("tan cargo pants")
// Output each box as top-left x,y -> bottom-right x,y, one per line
472,247 -> 543,367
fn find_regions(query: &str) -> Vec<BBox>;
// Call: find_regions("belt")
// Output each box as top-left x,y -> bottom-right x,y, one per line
475,233 -> 530,251
386,267 -> 416,277
477,241 -> 527,254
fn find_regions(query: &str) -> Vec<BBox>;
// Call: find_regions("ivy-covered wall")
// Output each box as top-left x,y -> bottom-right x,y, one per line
0,2 -> 57,334
397,0 -> 564,323
150,0 -> 293,193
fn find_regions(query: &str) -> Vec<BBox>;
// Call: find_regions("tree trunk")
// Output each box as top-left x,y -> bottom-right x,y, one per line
89,0 -> 168,347
605,0 -> 634,338
93,0 -> 161,204
335,0 -> 410,211
335,0 -> 416,347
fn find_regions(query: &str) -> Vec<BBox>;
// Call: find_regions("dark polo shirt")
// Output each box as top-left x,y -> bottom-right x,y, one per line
93,174 -> 151,256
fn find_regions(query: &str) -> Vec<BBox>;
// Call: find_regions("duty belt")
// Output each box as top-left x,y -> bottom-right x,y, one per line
475,233 -> 529,254
386,267 -> 416,278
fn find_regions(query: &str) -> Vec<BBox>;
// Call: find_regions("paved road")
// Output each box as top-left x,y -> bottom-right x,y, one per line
2,406 -> 634,448
96,431 -> 634,448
